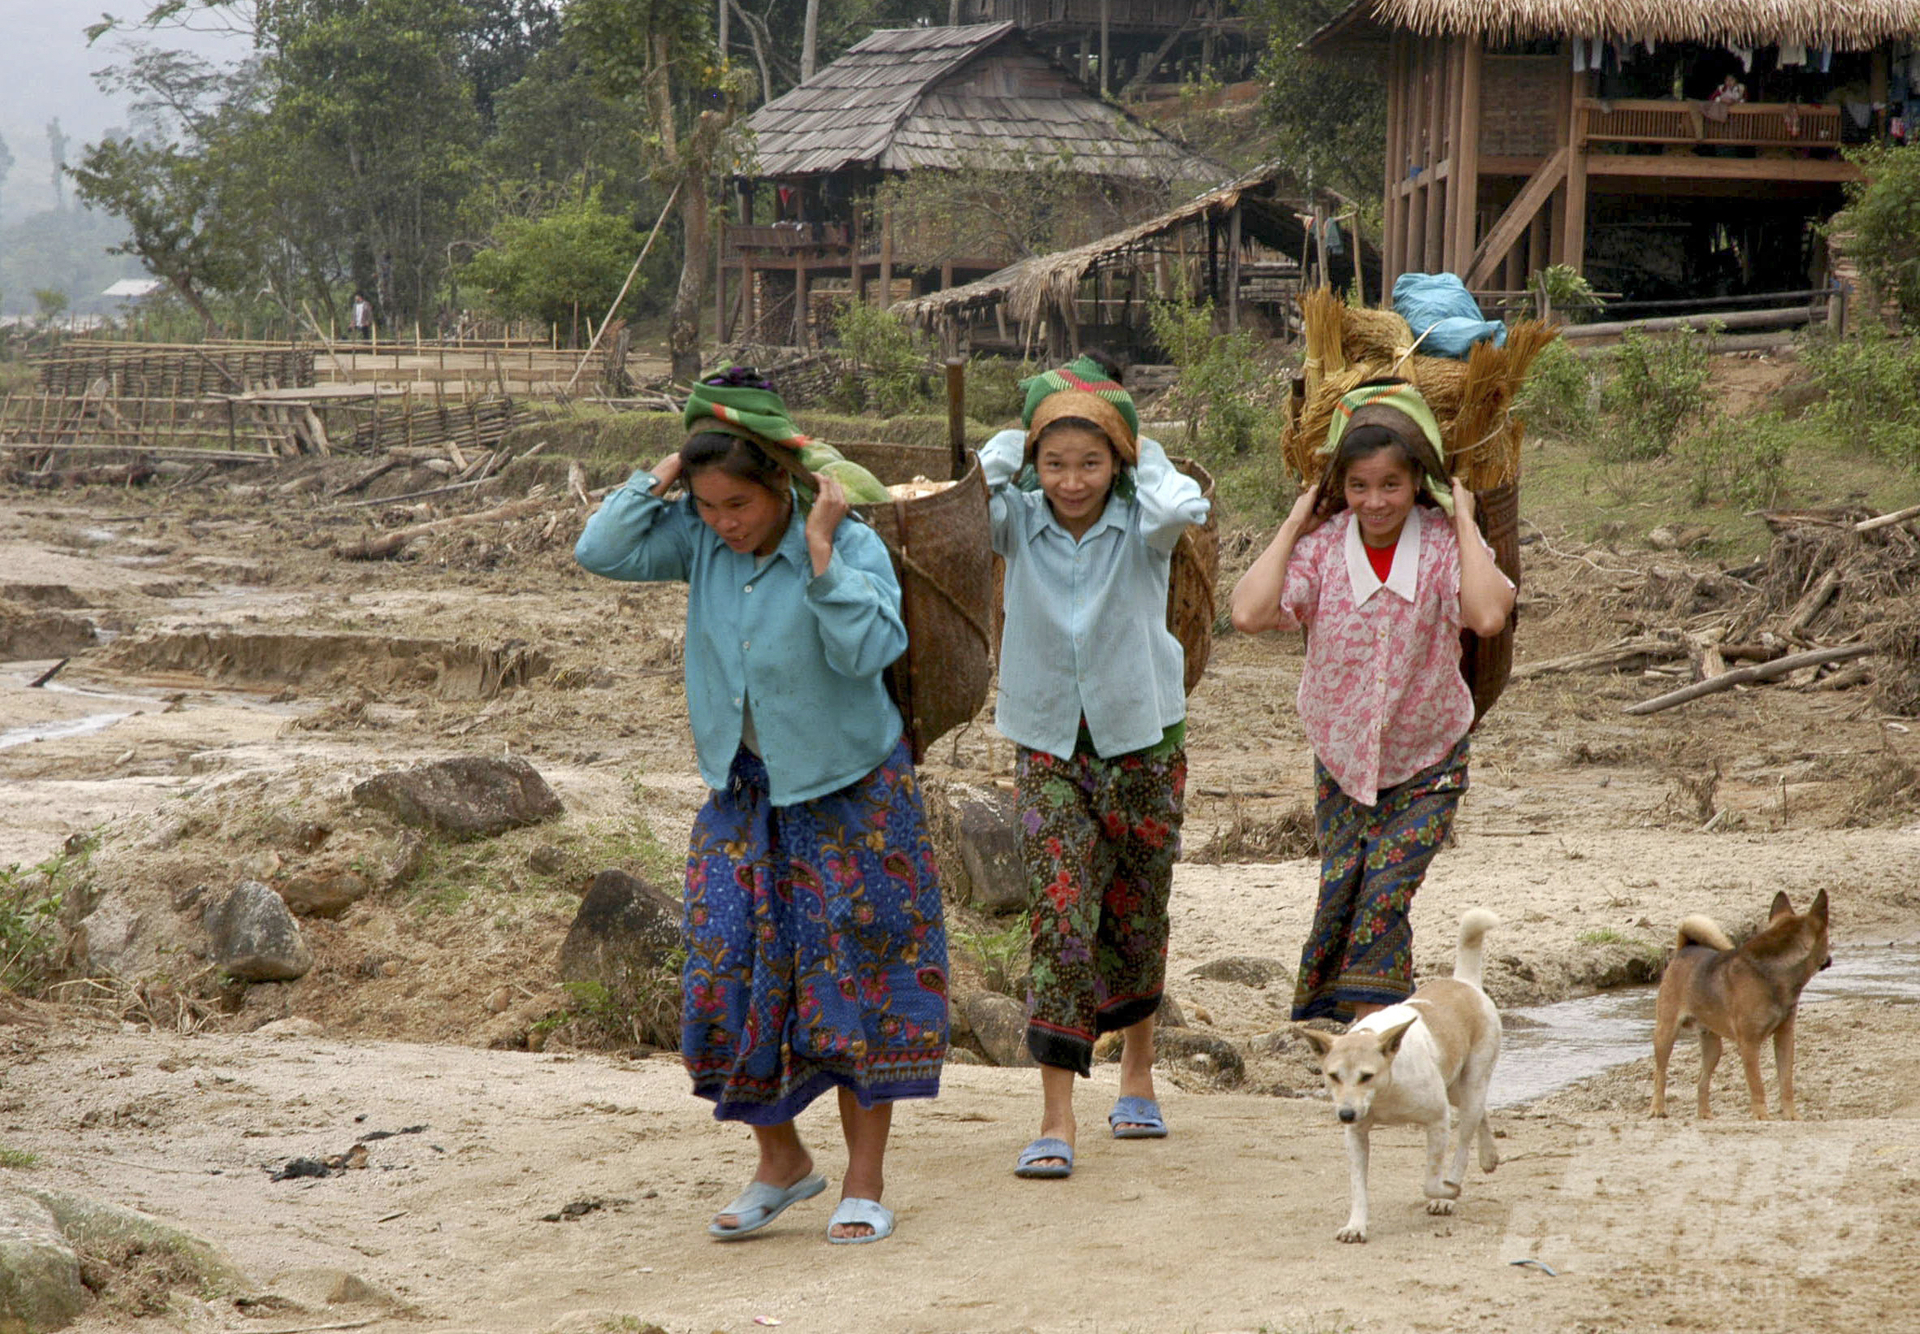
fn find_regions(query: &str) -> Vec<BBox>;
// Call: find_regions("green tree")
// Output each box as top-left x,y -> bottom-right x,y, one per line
1250,0 -> 1385,203
566,0 -> 740,381
1834,143 -> 1920,329
461,190 -> 645,334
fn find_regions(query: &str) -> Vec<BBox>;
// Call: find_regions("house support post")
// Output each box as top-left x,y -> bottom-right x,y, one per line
1560,59 -> 1589,272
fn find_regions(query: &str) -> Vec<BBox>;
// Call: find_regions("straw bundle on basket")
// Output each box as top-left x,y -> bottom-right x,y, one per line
1341,307 -> 1415,368
1280,293 -> 1557,492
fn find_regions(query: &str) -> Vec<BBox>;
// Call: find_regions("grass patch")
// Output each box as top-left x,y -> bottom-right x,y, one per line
0,1146 -> 41,1169
1576,928 -> 1634,946
401,812 -> 681,919
1,832 -> 100,996
948,916 -> 1027,995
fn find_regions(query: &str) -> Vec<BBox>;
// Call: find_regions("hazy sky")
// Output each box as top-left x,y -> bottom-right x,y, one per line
0,3 -> 251,216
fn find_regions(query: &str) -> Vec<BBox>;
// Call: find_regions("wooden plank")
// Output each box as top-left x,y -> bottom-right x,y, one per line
1464,145 -> 1569,290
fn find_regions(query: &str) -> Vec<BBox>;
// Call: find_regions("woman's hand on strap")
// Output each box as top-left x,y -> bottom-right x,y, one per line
1286,478 -> 1326,540
1449,477 -> 1477,530
647,453 -> 685,495
806,471 -> 849,576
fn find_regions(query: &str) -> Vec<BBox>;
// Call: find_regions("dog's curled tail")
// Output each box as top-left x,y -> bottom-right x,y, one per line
1453,908 -> 1500,990
1675,915 -> 1735,951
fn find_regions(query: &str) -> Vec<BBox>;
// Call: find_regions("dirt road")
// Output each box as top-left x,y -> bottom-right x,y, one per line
3,465 -> 1919,1334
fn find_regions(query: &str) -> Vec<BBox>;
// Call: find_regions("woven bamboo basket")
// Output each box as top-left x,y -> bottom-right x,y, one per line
1461,482 -> 1521,726
842,449 -> 995,764
1168,457 -> 1219,695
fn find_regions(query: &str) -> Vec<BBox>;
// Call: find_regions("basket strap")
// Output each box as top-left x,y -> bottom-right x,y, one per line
896,549 -> 994,653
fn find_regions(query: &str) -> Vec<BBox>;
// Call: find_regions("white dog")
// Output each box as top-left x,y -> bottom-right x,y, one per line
1296,909 -> 1502,1243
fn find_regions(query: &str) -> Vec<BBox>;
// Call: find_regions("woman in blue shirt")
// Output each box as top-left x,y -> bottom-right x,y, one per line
985,355 -> 1209,1180
575,371 -> 948,1245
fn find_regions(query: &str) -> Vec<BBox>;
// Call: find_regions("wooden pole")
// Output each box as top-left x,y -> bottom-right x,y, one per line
945,357 -> 967,481
1453,34 -> 1483,275
565,181 -> 679,393
1561,56 -> 1589,271
1226,202 -> 1242,330
1623,644 -> 1873,716
879,207 -> 894,306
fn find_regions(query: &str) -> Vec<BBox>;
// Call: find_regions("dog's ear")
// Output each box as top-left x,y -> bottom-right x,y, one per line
1769,891 -> 1794,923
1376,1018 -> 1419,1056
1295,1025 -> 1336,1056
1809,888 -> 1829,924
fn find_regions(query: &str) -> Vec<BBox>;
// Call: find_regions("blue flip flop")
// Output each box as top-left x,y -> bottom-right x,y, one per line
825,1196 -> 894,1244
707,1172 -> 827,1240
1108,1096 -> 1168,1139
1014,1136 -> 1075,1178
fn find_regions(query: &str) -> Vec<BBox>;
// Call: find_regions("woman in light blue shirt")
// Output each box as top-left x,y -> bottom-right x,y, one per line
986,355 -> 1209,1180
574,371 -> 948,1245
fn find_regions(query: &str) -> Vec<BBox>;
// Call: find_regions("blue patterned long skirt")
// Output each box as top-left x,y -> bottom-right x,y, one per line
681,738 -> 949,1125
1291,737 -> 1469,1023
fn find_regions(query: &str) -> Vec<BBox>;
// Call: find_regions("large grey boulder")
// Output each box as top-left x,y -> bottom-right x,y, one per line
351,756 -> 563,838
0,1193 -> 85,1332
203,881 -> 312,982
960,991 -> 1035,1068
922,779 -> 1027,916
557,870 -> 684,1047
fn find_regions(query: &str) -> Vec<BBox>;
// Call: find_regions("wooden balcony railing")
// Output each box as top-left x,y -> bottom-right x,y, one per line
724,223 -> 852,256
1580,98 -> 1842,149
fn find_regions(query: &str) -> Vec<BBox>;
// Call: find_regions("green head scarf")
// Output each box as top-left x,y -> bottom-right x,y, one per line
1019,355 -> 1139,440
1322,380 -> 1453,514
682,367 -> 811,449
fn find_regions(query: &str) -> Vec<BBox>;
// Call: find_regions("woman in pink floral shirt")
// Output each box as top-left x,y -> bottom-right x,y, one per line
1229,380 -> 1514,1021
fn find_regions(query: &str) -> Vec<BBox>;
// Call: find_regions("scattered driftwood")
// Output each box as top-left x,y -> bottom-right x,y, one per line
1622,643 -> 1874,715
28,658 -> 69,688
338,492 -> 554,560
1780,567 -> 1841,639
1512,635 -> 1683,680
1855,502 -> 1920,534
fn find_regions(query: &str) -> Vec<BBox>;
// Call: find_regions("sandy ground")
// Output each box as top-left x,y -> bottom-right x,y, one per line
3,458 -> 1920,1334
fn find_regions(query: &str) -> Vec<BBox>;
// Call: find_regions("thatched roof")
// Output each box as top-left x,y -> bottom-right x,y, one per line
1307,0 -> 1920,49
891,162 -> 1378,329
744,22 -> 1213,181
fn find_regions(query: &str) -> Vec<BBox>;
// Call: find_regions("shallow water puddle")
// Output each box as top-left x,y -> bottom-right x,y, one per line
1493,941 -> 1920,1109
0,711 -> 136,750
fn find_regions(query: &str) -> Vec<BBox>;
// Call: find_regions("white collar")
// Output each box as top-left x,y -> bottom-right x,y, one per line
1343,506 -> 1423,606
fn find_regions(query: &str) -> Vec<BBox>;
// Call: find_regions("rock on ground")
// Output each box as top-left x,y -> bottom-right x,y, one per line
0,1192 -> 86,1333
961,991 -> 1035,1067
203,880 -> 313,982
922,778 -> 1027,915
557,869 -> 685,1047
351,755 -> 564,838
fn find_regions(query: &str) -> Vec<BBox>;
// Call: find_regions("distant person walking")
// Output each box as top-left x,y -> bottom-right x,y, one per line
350,292 -> 373,341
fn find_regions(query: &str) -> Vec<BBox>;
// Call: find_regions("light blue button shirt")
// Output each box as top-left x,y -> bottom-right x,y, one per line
984,430 -> 1210,759
574,470 -> 907,804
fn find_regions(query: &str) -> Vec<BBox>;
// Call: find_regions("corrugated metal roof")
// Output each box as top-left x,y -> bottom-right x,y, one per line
744,23 -> 1213,181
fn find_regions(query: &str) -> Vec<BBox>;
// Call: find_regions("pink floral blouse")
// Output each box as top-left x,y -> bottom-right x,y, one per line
1275,507 -> 1508,806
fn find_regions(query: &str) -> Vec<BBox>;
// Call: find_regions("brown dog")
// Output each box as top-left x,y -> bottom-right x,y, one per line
1651,889 -> 1831,1121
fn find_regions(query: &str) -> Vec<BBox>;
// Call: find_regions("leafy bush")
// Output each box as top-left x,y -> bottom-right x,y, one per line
462,190 -> 648,335
0,834 -> 95,995
1148,298 -> 1282,460
964,354 -> 1039,427
829,302 -> 931,416
1801,324 -> 1920,471
1530,264 -> 1603,322
1596,324 -> 1716,460
1515,337 -> 1595,438
1682,410 -> 1793,510
1832,143 -> 1920,328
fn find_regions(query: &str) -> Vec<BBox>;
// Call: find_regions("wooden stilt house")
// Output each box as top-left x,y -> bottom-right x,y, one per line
1308,0 -> 1920,305
728,22 -> 1218,346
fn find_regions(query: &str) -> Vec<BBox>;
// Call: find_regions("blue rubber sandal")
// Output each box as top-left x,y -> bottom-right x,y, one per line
825,1196 -> 894,1244
1014,1136 -> 1075,1178
1108,1096 -> 1168,1139
707,1172 -> 827,1240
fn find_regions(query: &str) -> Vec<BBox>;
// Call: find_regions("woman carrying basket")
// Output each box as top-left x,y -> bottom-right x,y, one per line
574,369 -> 948,1245
983,354 -> 1210,1179
1230,379 -> 1513,1023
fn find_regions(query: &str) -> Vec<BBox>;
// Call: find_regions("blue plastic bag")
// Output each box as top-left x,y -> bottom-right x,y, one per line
1392,272 -> 1506,359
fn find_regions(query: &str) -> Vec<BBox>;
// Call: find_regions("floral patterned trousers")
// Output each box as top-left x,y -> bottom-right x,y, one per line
1016,740 -> 1186,1075
1291,737 -> 1469,1023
